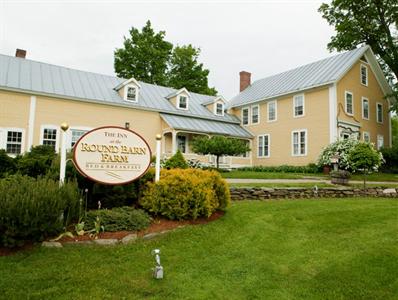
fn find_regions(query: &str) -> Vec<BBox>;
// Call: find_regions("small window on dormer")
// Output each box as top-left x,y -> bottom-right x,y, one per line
215,103 -> 224,116
178,96 -> 188,110
126,86 -> 137,102
360,64 -> 368,86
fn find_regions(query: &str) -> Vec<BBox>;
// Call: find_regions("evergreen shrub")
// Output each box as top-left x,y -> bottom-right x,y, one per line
140,169 -> 230,220
238,164 -> 320,173
0,175 -> 80,247
163,150 -> 189,169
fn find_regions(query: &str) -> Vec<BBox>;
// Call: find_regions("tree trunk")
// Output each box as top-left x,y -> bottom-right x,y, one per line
363,171 -> 367,190
216,155 -> 220,170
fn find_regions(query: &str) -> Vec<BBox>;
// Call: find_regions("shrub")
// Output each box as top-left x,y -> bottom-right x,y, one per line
0,175 -> 80,247
317,139 -> 359,170
380,145 -> 398,173
140,169 -> 230,220
0,150 -> 16,178
238,164 -> 320,173
330,170 -> 351,179
16,145 -> 57,177
84,207 -> 151,232
90,182 -> 138,209
163,150 -> 189,169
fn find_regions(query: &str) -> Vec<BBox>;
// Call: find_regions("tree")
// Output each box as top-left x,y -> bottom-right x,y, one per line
392,115 -> 398,146
319,0 -> 398,111
167,45 -> 217,95
191,136 -> 250,169
114,20 -> 173,85
348,142 -> 383,188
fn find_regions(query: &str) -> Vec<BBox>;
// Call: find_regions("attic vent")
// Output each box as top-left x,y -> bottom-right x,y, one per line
360,55 -> 368,63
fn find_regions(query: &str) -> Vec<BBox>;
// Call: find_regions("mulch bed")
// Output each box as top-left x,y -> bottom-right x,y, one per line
0,211 -> 225,256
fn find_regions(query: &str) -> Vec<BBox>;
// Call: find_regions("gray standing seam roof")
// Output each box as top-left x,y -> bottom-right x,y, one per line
228,46 -> 369,108
0,53 -> 240,124
160,113 -> 253,138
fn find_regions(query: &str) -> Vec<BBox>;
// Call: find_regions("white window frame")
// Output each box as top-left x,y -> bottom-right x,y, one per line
251,105 -> 260,125
176,134 -> 188,153
242,107 -> 250,126
39,125 -> 59,152
361,97 -> 369,120
177,95 -> 189,110
363,131 -> 370,143
345,91 -> 354,116
377,134 -> 384,150
123,85 -> 139,103
67,126 -> 92,150
360,64 -> 368,86
267,100 -> 277,122
0,127 -> 25,156
257,134 -> 270,158
214,102 -> 224,116
293,94 -> 305,118
291,129 -> 307,157
376,102 -> 383,124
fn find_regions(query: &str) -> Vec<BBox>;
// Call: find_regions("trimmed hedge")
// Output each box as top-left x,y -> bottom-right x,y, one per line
84,207 -> 151,232
237,164 -> 320,173
0,175 -> 80,247
140,169 -> 230,220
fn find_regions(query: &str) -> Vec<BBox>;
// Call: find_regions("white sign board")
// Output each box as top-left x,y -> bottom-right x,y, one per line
73,126 -> 152,185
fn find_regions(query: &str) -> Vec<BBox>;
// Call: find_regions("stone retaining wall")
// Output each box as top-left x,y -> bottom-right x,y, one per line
230,187 -> 398,200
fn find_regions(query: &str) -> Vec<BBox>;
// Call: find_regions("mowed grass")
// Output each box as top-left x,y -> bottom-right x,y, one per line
222,170 -> 398,182
1,199 -> 398,299
229,182 -> 398,188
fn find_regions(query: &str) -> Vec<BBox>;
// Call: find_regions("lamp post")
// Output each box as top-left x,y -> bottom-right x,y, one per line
59,122 -> 69,186
155,134 -> 162,182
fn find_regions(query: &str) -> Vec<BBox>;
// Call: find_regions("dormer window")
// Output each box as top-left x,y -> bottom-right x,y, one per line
360,64 -> 368,86
178,95 -> 188,110
215,103 -> 224,116
126,86 -> 137,102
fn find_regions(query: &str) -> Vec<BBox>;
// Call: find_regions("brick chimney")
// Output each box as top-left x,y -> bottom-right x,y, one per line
239,71 -> 251,92
15,49 -> 27,59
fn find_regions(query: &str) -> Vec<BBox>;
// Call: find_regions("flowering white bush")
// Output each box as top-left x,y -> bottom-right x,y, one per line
317,139 -> 359,170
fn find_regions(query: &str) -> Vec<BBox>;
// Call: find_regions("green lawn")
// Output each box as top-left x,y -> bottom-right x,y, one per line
229,182 -> 398,188
1,199 -> 397,299
222,170 -> 398,182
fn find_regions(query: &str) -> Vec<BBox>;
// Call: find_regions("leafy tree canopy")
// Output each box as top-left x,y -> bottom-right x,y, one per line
319,0 -> 398,111
191,136 -> 250,169
114,21 -> 217,95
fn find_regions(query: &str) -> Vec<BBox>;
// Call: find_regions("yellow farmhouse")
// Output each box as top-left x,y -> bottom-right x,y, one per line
0,46 -> 392,167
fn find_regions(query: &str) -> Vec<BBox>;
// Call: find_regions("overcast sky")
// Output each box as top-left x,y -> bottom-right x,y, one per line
0,0 -> 335,99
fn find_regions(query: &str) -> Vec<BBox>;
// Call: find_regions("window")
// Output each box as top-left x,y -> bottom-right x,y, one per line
71,129 -> 87,148
6,130 -> 23,154
362,97 -> 369,120
178,96 -> 188,110
177,135 -> 187,153
293,94 -> 304,117
126,86 -> 137,102
376,103 -> 383,123
251,105 -> 259,124
360,64 -> 368,86
363,132 -> 370,143
345,91 -> 353,115
377,135 -> 384,150
242,107 -> 249,125
341,133 -> 351,140
215,103 -> 224,116
292,130 -> 307,156
258,134 -> 270,158
267,100 -> 277,122
42,128 -> 57,149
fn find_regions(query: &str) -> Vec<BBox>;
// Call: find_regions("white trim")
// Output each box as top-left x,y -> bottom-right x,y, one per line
176,133 -> 188,154
123,85 -> 139,103
39,124 -> 60,152
214,102 -> 225,116
328,84 -> 338,143
177,94 -> 189,110
363,131 -> 370,143
344,91 -> 354,115
241,107 -> 250,126
257,134 -> 270,158
360,64 -> 368,86
251,104 -> 260,124
27,95 -> 36,151
114,77 -> 142,90
377,134 -> 384,150
361,97 -> 369,120
0,127 -> 26,156
293,94 -> 305,118
67,126 -> 93,149
291,129 -> 307,157
376,102 -> 383,124
267,100 -> 277,122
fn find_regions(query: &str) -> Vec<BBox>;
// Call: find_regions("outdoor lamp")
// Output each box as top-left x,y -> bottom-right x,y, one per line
152,249 -> 163,279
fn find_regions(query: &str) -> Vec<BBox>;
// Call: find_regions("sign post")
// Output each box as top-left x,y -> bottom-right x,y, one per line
59,122 -> 69,186
155,134 -> 161,182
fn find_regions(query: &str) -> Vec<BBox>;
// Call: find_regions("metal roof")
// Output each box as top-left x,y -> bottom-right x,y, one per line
160,113 -> 253,138
0,53 -> 239,124
228,46 -> 369,108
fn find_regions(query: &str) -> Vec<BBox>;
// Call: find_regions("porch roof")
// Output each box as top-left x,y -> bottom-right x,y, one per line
160,113 -> 253,139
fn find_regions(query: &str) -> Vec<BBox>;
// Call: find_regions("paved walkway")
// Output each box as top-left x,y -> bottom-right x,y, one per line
225,178 -> 397,185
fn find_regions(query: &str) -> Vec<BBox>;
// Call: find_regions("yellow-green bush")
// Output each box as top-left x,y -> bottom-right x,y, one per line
139,169 -> 230,220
